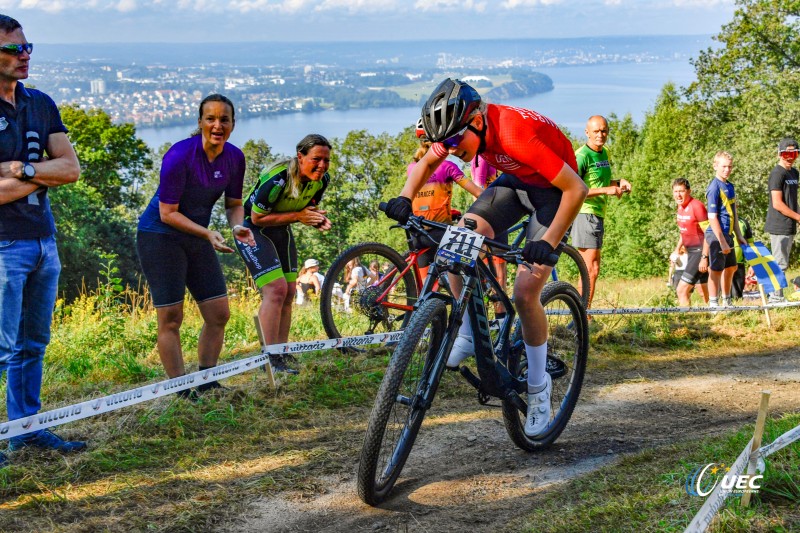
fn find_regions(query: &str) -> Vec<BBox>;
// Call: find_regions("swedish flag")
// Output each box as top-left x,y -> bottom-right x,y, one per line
742,241 -> 787,294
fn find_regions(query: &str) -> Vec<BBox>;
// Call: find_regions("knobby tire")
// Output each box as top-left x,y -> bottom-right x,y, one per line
501,281 -> 588,451
357,298 -> 448,505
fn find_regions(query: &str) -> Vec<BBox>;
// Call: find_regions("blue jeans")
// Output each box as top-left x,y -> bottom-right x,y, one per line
0,236 -> 61,422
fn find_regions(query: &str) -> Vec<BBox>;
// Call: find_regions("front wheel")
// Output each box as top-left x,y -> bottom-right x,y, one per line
502,281 -> 588,451
357,298 -> 448,506
320,242 -> 418,340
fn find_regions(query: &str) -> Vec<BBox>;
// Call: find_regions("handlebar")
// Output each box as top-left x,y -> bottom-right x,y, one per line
379,202 -> 561,266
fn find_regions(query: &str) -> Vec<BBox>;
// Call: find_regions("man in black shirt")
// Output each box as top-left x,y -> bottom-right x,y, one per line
0,14 -> 84,466
764,137 -> 800,302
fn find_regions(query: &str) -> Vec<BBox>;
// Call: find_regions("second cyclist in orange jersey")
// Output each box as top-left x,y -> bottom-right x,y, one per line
409,119 -> 482,278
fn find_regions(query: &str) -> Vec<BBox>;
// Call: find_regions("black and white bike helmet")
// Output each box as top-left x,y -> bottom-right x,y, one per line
420,78 -> 481,143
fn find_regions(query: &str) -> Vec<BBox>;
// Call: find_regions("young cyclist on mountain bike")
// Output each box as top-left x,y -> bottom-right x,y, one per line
384,78 -> 588,437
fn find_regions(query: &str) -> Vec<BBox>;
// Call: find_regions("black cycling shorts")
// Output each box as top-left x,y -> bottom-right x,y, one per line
235,222 -> 298,288
136,230 -> 227,308
467,173 -> 565,251
679,247 -> 709,285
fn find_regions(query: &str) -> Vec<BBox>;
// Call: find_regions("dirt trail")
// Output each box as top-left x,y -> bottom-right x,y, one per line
228,348 -> 800,533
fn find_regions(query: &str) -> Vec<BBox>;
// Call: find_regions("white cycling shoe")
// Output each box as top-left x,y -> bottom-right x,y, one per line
446,334 -> 475,368
525,373 -> 552,437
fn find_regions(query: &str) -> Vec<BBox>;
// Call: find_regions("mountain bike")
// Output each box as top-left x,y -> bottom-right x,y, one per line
319,215 -> 588,340
356,208 -> 589,505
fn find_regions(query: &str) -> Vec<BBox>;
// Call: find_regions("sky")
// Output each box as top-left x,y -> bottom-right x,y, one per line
0,0 -> 737,43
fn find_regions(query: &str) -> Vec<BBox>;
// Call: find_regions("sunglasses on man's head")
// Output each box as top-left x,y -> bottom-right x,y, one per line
441,125 -> 469,149
0,43 -> 33,56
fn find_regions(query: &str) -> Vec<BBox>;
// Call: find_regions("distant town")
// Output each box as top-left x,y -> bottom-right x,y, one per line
29,37 -> 703,130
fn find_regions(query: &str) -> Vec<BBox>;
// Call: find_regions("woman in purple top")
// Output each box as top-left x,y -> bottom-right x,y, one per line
136,94 -> 255,398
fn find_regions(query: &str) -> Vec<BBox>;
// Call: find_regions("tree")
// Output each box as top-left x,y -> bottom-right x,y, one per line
691,0 -> 800,99
50,182 -> 140,300
59,105 -> 153,209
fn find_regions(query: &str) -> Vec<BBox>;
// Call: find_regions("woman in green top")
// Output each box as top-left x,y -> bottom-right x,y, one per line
236,134 -> 332,374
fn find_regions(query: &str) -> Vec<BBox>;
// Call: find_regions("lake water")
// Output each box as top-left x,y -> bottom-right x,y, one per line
137,61 -> 697,156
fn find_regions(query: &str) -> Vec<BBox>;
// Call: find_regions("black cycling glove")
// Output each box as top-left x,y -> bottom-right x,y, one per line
385,196 -> 413,224
522,240 -> 558,267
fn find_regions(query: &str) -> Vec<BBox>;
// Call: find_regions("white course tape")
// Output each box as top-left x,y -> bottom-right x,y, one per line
583,301 -> 800,316
756,424 -> 800,459
684,437 -> 754,533
0,330 -> 404,442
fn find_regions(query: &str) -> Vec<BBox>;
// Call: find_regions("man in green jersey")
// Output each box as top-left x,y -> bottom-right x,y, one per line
573,115 -> 631,310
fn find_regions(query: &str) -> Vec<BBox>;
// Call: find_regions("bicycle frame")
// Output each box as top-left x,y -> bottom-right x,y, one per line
412,231 -> 528,414
371,247 -> 429,313
370,214 -> 574,316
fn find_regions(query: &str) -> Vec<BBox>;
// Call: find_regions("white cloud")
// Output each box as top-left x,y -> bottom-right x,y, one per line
14,0 -> 70,11
116,0 -> 138,12
501,0 -> 564,7
1,0 -> 734,15
670,0 -> 733,6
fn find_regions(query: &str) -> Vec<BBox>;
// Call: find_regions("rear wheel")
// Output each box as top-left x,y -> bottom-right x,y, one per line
551,244 -> 590,307
320,242 -> 418,340
501,281 -> 588,451
357,298 -> 448,505
503,244 -> 589,307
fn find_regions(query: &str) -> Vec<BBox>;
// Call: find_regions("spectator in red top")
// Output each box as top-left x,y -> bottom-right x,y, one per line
671,178 -> 710,306
385,79 -> 587,438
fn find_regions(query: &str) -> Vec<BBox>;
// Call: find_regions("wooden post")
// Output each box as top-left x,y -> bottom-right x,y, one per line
741,391 -> 771,507
253,315 -> 276,388
758,284 -> 772,328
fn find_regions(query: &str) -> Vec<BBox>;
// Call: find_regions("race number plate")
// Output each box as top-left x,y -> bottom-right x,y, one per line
436,225 -> 485,267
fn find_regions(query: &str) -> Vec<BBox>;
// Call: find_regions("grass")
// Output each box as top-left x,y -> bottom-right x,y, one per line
1,273 -> 799,531
514,414 -> 800,532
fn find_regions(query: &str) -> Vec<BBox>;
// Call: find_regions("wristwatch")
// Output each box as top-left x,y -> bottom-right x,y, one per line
701,254 -> 709,259
20,163 -> 35,181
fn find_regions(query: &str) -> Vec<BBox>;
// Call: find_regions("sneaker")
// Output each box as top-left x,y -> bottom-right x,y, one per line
0,451 -> 8,468
446,334 -> 475,368
269,353 -> 300,375
524,373 -> 552,437
768,293 -> 786,304
724,297 -> 733,307
8,429 -> 86,453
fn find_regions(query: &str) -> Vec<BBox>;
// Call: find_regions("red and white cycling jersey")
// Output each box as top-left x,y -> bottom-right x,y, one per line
431,103 -> 577,188
677,197 -> 708,249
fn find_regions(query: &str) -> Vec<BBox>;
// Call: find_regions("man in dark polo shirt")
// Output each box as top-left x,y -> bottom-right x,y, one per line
0,14 -> 84,466
764,137 -> 800,302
